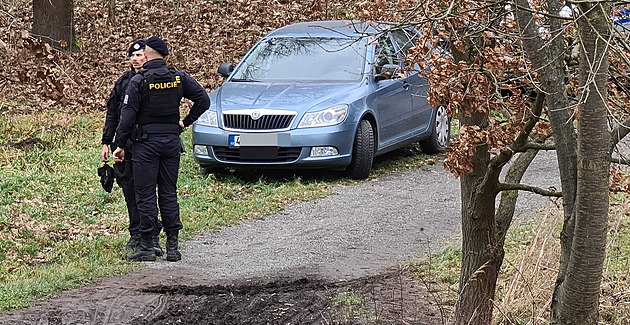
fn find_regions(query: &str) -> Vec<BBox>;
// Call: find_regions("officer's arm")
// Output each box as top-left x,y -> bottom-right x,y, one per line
180,72 -> 210,127
102,76 -> 125,145
115,76 -> 142,149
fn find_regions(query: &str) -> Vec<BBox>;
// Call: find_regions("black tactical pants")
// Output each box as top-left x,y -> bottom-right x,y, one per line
118,148 -> 162,236
131,134 -> 183,236
121,149 -> 141,235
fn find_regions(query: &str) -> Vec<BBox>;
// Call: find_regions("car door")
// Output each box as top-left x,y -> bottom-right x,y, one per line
390,29 -> 432,136
372,34 -> 415,147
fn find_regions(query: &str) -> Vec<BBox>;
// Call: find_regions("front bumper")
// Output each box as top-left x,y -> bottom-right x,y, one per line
191,123 -> 355,168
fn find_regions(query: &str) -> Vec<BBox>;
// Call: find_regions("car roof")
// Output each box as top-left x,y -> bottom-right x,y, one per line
264,20 -> 390,39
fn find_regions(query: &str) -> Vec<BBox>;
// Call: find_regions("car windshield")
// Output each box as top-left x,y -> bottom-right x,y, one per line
231,37 -> 367,82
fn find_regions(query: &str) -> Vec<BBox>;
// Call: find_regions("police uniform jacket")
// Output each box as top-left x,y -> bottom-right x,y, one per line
102,68 -> 136,145
115,59 -> 210,149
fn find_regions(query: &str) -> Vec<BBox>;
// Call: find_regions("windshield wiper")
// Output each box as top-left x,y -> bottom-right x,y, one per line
230,78 -> 260,82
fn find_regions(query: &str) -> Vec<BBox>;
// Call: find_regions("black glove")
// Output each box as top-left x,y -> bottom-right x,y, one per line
114,160 -> 132,188
97,163 -> 115,193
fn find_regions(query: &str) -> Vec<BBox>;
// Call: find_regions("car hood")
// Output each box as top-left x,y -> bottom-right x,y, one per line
216,82 -> 362,112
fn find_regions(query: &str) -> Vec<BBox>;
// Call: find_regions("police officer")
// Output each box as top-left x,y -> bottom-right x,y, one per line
101,40 -> 164,256
113,36 -> 209,262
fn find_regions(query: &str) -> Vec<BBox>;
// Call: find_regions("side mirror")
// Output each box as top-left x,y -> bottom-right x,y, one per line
218,63 -> 234,78
374,64 -> 401,82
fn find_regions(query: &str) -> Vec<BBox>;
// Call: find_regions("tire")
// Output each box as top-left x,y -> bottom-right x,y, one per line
347,119 -> 374,179
419,105 -> 450,154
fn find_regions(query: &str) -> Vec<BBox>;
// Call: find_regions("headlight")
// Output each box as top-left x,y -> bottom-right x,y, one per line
196,110 -> 218,127
298,105 -> 348,128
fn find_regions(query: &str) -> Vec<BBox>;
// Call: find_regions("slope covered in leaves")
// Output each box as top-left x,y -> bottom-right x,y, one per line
0,0 -> 416,113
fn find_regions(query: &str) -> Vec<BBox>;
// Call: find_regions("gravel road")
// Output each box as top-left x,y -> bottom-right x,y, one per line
0,150 -> 561,324
145,149 -> 559,282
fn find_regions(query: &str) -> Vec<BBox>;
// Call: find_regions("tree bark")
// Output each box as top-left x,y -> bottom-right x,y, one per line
550,3 -> 611,323
32,0 -> 77,51
453,106 -> 502,325
107,0 -> 115,25
496,149 -> 538,245
513,0 -> 579,306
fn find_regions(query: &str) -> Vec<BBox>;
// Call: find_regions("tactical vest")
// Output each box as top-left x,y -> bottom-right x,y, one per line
137,67 -> 183,125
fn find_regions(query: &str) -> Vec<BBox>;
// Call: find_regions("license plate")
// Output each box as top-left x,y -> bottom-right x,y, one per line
229,135 -> 241,147
240,146 -> 278,160
229,134 -> 282,147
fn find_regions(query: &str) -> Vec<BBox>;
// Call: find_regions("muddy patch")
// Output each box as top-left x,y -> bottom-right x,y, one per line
6,137 -> 50,151
131,278 -> 333,325
130,271 -> 446,325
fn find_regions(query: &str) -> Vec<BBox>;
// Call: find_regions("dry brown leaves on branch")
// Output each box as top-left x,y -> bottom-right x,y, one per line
408,0 -> 543,176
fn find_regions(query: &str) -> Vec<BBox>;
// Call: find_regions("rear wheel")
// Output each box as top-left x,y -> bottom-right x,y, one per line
419,105 -> 450,154
347,119 -> 374,179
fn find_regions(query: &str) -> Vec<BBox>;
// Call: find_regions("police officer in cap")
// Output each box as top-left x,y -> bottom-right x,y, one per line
113,36 -> 209,262
101,39 -> 163,256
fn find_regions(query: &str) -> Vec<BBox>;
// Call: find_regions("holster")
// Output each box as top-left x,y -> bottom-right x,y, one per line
131,124 -> 147,142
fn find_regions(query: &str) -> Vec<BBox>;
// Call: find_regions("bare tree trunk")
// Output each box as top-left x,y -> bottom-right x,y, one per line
107,0 -> 115,25
453,107 -> 502,325
513,0 -> 579,308
32,0 -> 77,51
551,3 -> 611,323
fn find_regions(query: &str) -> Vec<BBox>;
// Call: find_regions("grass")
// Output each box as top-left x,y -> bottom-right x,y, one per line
409,192 -> 630,324
332,290 -> 376,323
332,291 -> 364,305
0,106 -> 442,311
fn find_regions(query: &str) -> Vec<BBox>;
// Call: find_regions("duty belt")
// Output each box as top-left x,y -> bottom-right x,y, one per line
141,123 -> 180,134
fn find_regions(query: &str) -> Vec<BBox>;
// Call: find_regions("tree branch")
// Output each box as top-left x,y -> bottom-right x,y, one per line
496,149 -> 539,246
497,182 -> 563,197
611,156 -> 630,166
520,142 -> 556,151
489,92 -> 546,168
610,116 -> 630,149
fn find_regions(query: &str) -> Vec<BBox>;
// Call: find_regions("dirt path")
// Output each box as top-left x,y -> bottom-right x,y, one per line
0,151 -> 560,324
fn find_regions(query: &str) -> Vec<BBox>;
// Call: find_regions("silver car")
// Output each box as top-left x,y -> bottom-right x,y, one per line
192,20 -> 450,179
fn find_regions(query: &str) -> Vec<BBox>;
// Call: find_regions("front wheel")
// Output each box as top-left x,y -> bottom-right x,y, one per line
419,105 -> 450,154
346,119 -> 374,179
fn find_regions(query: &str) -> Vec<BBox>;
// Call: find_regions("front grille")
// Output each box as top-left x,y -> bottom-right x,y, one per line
212,146 -> 302,163
223,114 -> 294,130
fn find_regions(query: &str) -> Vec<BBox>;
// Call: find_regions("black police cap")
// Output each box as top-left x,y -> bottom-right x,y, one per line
97,163 -> 115,193
145,36 -> 169,56
128,39 -> 146,57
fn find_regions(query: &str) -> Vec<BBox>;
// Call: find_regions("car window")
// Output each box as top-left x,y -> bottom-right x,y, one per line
373,35 -> 399,75
390,29 -> 417,57
231,37 -> 366,82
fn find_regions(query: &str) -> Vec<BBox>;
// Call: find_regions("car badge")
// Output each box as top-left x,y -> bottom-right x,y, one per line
251,110 -> 261,120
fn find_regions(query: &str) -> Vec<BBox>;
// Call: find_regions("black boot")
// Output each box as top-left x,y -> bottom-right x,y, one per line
153,235 -> 164,257
121,233 -> 141,251
126,235 -> 156,261
166,233 -> 181,262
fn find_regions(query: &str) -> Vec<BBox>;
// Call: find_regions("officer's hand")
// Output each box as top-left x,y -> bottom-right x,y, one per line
101,144 -> 110,163
113,147 -> 125,163
179,120 -> 185,128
